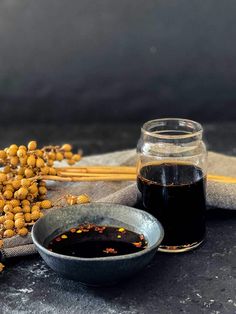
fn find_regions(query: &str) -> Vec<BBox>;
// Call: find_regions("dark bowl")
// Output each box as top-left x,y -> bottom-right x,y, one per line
32,203 -> 164,286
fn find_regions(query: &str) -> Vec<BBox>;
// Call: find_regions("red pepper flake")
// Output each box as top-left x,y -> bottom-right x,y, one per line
86,224 -> 94,230
95,226 -> 106,233
103,248 -> 118,254
70,228 -> 77,233
132,242 -> 142,248
55,237 -> 61,242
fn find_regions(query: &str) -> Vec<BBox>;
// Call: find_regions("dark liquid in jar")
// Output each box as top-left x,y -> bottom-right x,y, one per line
47,224 -> 147,258
137,163 -> 206,248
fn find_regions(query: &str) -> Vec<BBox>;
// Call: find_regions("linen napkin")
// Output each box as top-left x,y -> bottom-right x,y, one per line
1,149 -> 236,260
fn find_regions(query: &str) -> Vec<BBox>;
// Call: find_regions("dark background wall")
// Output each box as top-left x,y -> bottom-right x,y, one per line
0,0 -> 236,124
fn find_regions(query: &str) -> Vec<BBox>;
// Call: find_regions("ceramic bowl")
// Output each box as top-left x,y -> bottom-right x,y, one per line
32,203 -> 164,286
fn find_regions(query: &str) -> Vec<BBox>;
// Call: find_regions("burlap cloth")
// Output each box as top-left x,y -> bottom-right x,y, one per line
1,149 -> 236,260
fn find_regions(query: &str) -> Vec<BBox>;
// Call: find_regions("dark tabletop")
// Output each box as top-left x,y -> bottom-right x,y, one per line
1,122 -> 236,314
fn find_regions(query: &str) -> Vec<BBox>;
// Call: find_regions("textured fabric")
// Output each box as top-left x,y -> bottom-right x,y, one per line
1,149 -> 236,260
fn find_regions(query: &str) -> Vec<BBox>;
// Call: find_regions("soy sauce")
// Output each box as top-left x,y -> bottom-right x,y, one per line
137,163 -> 206,249
47,224 -> 147,258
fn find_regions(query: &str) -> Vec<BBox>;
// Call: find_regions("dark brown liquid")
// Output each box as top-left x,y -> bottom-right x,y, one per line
137,163 -> 206,247
47,224 -> 147,258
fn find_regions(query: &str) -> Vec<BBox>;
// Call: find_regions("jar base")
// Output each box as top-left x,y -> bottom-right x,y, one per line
158,239 -> 204,253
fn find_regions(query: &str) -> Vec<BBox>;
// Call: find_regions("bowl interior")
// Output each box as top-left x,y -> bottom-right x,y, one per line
32,203 -> 163,254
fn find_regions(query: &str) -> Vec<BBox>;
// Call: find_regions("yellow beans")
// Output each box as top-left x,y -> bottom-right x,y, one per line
40,166 -> 50,175
41,200 -> 52,209
5,212 -> 14,220
24,168 -> 34,178
17,148 -> 26,158
67,159 -> 75,166
36,158 -> 45,168
77,194 -> 90,204
10,156 -> 19,167
3,190 -> 13,200
10,199 -> 20,207
15,218 -> 25,229
21,199 -> 30,206
3,204 -> 13,213
23,205 -> 31,213
31,205 -> 40,212
17,227 -> 28,236
0,173 -> 7,182
12,180 -> 21,190
72,154 -> 81,162
28,141 -> 37,151
39,186 -> 47,195
4,229 -> 15,238
28,183 -> 38,194
27,155 -> 36,167
4,219 -> 14,229
14,213 -> 24,220
64,152 -> 73,159
21,179 -> 31,187
19,156 -> 27,166
31,210 -> 40,221
7,145 -> 18,156
56,152 -> 63,161
0,200 -> 5,210
24,213 -> 31,222
17,187 -> 28,200
61,144 -> 72,152
0,150 -> 7,159
12,206 -> 22,214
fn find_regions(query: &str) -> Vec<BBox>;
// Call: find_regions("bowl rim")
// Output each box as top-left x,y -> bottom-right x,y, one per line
32,203 -> 164,262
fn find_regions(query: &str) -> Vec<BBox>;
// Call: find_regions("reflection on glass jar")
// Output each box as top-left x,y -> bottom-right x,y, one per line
137,118 -> 207,253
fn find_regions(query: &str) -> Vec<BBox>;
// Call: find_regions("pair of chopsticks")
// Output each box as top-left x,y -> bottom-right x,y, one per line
36,166 -> 236,184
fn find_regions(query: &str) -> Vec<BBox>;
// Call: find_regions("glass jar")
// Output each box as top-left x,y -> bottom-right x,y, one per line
137,118 -> 207,253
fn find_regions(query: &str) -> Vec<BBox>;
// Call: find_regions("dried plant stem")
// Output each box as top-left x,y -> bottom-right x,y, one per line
57,171 -> 136,178
13,170 -> 236,184
23,174 -> 136,182
207,174 -> 236,184
56,166 -> 136,174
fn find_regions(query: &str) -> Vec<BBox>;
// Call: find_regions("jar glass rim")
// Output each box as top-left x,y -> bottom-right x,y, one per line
141,118 -> 203,140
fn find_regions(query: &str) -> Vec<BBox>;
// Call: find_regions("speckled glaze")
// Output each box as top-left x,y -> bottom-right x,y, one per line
32,203 -> 164,286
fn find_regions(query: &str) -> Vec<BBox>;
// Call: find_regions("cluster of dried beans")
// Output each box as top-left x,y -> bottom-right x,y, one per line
0,141 -> 83,240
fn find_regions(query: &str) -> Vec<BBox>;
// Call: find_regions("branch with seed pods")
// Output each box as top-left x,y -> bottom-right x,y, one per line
0,141 -> 83,243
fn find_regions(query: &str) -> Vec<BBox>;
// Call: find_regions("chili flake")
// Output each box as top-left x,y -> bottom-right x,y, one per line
132,242 -> 142,248
103,248 -> 118,254
70,228 -> 77,233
